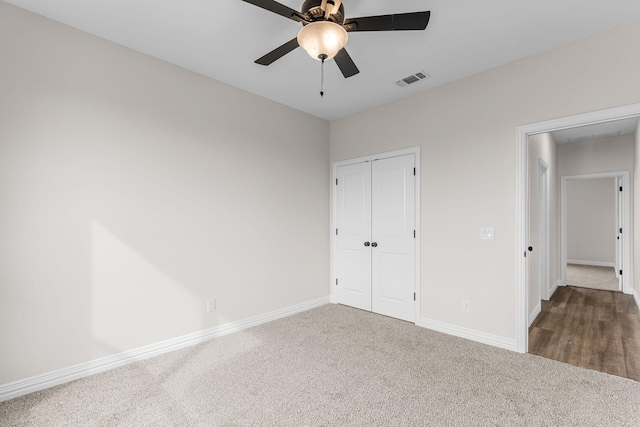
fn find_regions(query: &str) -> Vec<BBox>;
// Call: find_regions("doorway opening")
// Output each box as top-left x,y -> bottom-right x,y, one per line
561,172 -> 628,293
516,103 -> 640,353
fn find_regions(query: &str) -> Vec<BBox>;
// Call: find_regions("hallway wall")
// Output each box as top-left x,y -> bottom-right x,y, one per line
566,178 -> 617,265
527,133 -> 559,319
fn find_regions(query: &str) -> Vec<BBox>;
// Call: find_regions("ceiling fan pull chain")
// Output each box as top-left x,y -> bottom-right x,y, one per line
319,54 -> 327,98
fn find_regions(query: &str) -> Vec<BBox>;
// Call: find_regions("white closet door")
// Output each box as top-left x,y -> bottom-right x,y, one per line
336,162 -> 372,311
371,155 -> 415,322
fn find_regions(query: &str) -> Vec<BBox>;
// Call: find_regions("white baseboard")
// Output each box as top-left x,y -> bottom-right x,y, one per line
417,317 -> 517,352
634,289 -> 640,310
529,303 -> 542,327
567,260 -> 615,268
0,296 -> 330,403
548,279 -> 562,298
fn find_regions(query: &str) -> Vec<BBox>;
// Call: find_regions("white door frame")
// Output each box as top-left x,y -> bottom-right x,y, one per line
331,146 -> 421,323
538,159 -> 550,301
516,103 -> 640,354
561,172 -> 629,292
617,177 -> 624,286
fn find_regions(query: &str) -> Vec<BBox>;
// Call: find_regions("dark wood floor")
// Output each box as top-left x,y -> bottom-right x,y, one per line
529,286 -> 640,381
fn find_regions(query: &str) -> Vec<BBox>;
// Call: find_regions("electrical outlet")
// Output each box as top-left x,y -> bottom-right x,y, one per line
462,300 -> 471,313
207,299 -> 216,313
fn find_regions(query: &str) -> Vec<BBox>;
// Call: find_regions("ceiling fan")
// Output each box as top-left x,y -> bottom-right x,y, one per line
241,0 -> 431,79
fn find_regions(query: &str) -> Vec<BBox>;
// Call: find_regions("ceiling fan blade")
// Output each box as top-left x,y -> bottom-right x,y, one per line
343,11 -> 430,32
334,48 -> 360,78
255,38 -> 300,66
241,0 -> 307,22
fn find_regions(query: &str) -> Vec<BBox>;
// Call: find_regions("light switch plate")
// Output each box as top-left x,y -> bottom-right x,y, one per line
480,227 -> 495,240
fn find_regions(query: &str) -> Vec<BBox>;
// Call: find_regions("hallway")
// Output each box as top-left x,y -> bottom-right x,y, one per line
529,286 -> 640,381
566,264 -> 619,292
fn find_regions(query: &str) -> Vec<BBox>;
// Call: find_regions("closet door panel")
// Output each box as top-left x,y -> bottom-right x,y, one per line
371,155 -> 415,322
336,162 -> 372,311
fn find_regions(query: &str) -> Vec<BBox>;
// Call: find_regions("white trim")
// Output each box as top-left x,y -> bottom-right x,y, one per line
417,318 -> 518,352
617,176 -> 624,281
566,260 -> 616,268
331,146 -> 421,323
0,296 -> 330,403
332,146 -> 420,168
529,303 -> 542,327
414,149 -> 422,323
561,172 -> 629,295
516,123 -> 528,354
538,159 -> 550,301
516,102 -> 640,354
634,289 -> 640,311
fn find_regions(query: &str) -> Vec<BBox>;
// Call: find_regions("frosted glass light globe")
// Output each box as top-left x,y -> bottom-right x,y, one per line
297,21 -> 348,61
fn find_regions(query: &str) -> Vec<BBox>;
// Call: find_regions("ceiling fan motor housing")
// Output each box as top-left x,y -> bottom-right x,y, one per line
301,0 -> 345,24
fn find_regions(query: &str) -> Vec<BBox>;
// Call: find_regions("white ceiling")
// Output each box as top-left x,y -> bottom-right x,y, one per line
552,117 -> 638,144
5,0 -> 640,121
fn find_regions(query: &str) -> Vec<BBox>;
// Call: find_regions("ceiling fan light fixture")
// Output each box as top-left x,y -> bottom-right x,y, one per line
297,21 -> 348,61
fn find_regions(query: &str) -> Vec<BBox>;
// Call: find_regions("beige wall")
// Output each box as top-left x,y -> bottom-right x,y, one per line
566,178 -> 617,264
3,0 -> 640,389
0,3 -> 329,384
558,134 -> 635,177
331,21 -> 640,339
558,134 -> 634,278
527,133 -> 559,317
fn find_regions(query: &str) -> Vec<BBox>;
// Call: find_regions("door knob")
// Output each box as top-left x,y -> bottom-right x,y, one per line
364,242 -> 370,247
371,242 -> 378,247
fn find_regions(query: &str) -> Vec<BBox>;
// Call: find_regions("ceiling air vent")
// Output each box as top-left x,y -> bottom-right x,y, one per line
396,71 -> 430,87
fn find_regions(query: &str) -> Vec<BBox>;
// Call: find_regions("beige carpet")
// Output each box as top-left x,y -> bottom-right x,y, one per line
567,264 -> 620,292
2,304 -> 640,426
